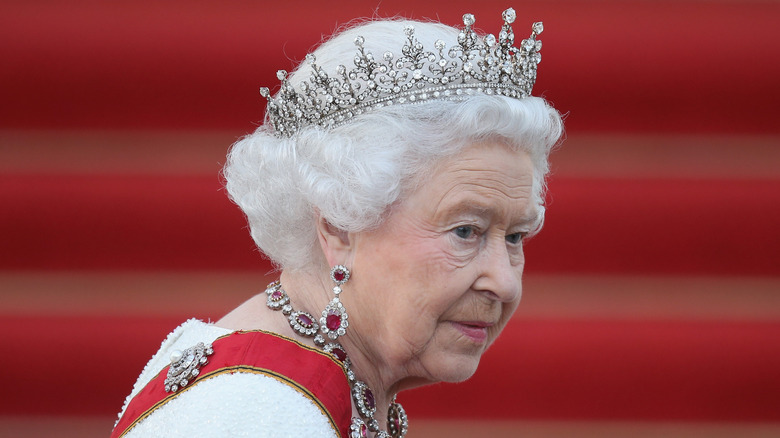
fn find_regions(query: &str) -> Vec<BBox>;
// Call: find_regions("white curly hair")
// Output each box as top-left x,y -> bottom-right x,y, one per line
223,19 -> 563,271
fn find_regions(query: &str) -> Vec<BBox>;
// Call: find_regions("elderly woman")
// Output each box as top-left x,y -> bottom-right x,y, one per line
112,8 -> 561,438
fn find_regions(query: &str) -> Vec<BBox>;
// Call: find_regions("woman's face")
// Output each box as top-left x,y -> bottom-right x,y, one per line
345,139 -> 538,388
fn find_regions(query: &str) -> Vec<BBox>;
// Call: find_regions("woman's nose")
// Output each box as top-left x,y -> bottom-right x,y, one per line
473,238 -> 522,303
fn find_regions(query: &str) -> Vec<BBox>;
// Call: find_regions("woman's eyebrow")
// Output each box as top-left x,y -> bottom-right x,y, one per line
438,200 -> 539,226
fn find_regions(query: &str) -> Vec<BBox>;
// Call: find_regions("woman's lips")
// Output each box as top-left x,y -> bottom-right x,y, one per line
451,321 -> 492,343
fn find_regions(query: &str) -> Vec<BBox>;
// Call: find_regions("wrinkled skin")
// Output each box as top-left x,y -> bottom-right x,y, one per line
338,139 -> 539,395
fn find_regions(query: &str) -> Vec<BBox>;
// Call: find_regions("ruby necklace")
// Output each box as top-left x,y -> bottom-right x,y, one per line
265,281 -> 408,438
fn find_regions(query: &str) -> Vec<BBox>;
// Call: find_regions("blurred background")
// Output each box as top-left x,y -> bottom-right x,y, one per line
2,0 -> 779,436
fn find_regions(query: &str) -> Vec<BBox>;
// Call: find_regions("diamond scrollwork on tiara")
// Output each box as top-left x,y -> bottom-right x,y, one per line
260,8 -> 544,137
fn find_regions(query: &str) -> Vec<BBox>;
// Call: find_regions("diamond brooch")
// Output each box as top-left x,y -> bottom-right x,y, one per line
164,342 -> 213,393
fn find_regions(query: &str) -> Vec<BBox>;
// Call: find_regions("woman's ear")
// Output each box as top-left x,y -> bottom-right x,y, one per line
315,213 -> 353,267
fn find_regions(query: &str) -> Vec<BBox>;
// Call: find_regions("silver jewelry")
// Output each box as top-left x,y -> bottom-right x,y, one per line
260,8 -> 543,137
164,342 -> 213,393
387,397 -> 408,438
321,265 -> 350,340
265,281 -> 320,336
265,281 -> 408,437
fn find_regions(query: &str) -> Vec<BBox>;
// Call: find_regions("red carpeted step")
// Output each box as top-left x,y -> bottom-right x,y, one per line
529,177 -> 780,275
406,318 -> 780,422
2,315 -> 778,421
2,174 -> 779,275
1,1 -> 778,134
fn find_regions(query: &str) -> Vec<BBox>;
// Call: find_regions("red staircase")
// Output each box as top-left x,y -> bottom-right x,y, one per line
2,1 -> 779,436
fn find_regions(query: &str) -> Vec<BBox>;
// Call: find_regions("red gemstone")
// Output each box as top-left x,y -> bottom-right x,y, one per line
298,313 -> 313,326
359,424 -> 368,437
332,347 -> 347,362
271,290 -> 282,299
333,269 -> 345,282
326,313 -> 341,331
364,388 -> 375,410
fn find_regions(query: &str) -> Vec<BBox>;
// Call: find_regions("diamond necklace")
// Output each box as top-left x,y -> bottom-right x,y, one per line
264,281 -> 408,438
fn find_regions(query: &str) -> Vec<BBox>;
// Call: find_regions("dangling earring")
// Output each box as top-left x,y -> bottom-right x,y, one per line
320,264 -> 350,341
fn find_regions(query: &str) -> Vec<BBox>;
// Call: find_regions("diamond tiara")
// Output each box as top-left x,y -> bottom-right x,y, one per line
260,8 -> 544,137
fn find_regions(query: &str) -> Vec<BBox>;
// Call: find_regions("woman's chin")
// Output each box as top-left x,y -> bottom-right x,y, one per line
430,354 -> 482,383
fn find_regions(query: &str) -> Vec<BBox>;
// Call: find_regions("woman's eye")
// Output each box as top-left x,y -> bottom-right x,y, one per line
454,226 -> 474,239
506,232 -> 525,245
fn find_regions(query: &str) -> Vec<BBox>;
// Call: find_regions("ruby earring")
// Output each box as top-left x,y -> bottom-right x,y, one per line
320,265 -> 350,340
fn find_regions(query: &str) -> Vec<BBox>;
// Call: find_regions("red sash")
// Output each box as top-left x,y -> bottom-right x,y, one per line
112,330 -> 351,437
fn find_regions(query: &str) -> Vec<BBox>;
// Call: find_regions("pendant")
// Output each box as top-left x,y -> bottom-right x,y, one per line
320,296 -> 349,340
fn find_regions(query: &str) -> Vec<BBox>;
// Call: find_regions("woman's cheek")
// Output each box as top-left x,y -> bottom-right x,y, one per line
508,243 -> 526,267
443,235 -> 480,267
